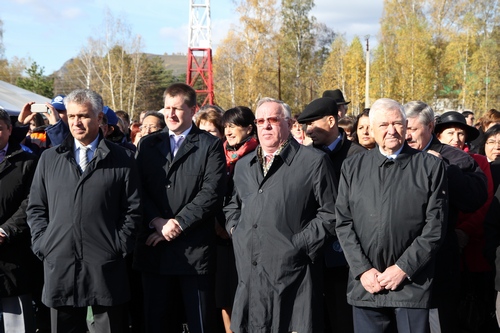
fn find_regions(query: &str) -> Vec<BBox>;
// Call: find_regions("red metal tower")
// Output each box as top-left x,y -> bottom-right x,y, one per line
187,0 -> 214,106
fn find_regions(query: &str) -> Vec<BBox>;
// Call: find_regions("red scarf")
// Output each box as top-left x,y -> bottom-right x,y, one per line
224,137 -> 259,177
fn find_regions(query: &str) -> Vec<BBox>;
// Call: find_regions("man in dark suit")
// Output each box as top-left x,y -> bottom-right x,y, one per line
297,97 -> 365,332
27,89 -> 142,333
134,83 -> 226,333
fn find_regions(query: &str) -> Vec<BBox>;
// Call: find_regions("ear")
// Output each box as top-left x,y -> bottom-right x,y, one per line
245,125 -> 253,135
97,112 -> 104,123
329,116 -> 336,128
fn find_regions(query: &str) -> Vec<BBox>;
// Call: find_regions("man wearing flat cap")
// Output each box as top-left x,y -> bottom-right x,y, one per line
322,89 -> 350,118
297,97 -> 364,332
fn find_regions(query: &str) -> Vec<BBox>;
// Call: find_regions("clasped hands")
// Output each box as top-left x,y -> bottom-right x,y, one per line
360,265 -> 408,294
146,218 -> 183,246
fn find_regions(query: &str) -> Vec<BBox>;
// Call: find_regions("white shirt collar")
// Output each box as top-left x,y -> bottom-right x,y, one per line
379,144 -> 404,159
169,125 -> 192,138
74,135 -> 99,152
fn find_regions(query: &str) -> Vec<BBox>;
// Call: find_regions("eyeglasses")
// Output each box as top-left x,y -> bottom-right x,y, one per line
254,116 -> 288,127
140,125 -> 159,131
486,140 -> 500,146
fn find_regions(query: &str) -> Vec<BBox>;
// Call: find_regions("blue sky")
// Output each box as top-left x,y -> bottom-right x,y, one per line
1,0 -> 383,75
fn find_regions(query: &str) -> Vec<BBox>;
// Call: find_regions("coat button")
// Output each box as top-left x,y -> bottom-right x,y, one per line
258,189 -> 263,193
252,261 -> 257,266
253,224 -> 257,228
167,185 -> 171,189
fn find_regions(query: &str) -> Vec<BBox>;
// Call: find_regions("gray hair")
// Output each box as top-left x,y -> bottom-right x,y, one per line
256,97 -> 292,119
0,109 -> 11,128
64,89 -> 104,116
403,101 -> 435,126
369,98 -> 406,125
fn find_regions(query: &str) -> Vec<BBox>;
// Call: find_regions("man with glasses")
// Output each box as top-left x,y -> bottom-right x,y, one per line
133,111 -> 166,145
225,97 -> 337,333
134,83 -> 226,333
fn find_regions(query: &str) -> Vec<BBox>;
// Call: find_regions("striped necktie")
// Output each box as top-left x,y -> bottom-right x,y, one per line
0,149 -> 5,163
79,146 -> 89,172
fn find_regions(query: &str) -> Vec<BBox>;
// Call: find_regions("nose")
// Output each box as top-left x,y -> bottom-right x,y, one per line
405,132 -> 411,141
165,108 -> 176,117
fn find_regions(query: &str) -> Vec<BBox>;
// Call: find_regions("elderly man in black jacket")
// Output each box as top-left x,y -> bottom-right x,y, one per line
0,109 -> 39,332
134,83 -> 226,333
27,89 -> 142,333
404,100 -> 488,333
336,98 -> 448,333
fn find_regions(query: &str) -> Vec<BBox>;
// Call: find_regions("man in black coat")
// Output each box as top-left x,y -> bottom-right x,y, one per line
134,83 -> 226,333
224,97 -> 337,332
297,97 -> 365,332
27,89 -> 142,333
0,109 -> 39,332
336,98 -> 448,333
404,100 -> 488,333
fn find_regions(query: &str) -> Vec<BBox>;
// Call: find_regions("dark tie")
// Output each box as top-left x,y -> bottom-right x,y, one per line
0,149 -> 5,163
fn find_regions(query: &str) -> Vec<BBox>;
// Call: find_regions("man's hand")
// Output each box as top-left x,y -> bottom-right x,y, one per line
360,268 -> 383,294
151,218 -> 182,241
146,218 -> 183,246
0,233 -> 7,246
18,102 -> 36,125
377,265 -> 408,291
427,150 -> 442,159
45,103 -> 61,125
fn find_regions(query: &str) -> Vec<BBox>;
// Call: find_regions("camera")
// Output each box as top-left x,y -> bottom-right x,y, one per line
31,104 -> 48,113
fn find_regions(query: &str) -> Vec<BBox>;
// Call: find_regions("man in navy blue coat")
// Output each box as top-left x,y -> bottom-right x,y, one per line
134,83 -> 226,333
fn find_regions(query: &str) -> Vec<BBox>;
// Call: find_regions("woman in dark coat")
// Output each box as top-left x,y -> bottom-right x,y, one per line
217,106 -> 258,333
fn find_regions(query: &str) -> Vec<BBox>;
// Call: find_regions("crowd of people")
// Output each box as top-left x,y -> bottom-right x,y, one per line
1,83 -> 500,333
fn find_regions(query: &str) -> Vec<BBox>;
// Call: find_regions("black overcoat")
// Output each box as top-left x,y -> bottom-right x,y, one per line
0,141 -> 40,297
27,134 -> 142,307
133,125 -> 226,275
336,144 -> 448,308
225,139 -> 337,333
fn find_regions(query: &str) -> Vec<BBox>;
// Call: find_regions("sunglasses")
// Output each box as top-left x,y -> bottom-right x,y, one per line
254,116 -> 288,126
